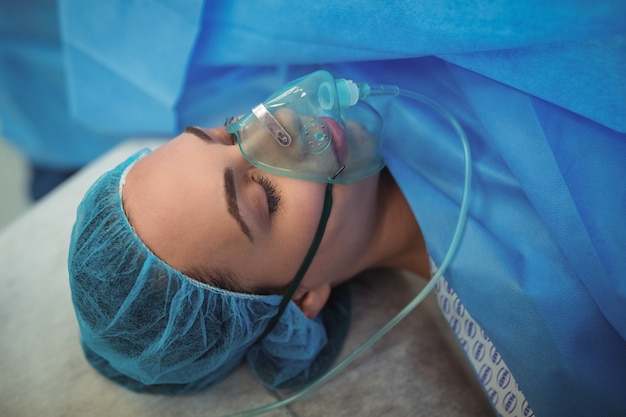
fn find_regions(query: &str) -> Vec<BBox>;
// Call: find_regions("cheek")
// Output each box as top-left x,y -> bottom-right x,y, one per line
314,175 -> 379,258
265,175 -> 378,286
278,183 -> 326,244
331,175 -> 379,224
249,181 -> 326,281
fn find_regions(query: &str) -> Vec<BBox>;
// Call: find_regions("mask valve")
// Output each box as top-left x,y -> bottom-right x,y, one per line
303,119 -> 331,154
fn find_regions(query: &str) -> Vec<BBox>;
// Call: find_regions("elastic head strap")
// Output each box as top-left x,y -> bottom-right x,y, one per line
256,183 -> 334,342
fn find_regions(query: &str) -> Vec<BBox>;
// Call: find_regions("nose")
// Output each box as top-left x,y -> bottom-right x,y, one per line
227,107 -> 346,184
233,111 -> 306,167
242,108 -> 337,163
222,137 -> 254,167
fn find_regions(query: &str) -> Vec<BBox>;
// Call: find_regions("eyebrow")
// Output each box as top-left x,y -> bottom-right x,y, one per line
224,168 -> 254,243
185,126 -> 254,243
185,125 -> 214,143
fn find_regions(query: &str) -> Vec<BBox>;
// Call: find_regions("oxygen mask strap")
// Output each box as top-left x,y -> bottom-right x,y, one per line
256,183 -> 334,343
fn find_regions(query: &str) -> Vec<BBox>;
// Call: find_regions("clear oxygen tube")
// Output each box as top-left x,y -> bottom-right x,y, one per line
224,81 -> 472,417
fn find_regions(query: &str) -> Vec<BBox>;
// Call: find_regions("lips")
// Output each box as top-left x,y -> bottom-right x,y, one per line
320,117 -> 347,165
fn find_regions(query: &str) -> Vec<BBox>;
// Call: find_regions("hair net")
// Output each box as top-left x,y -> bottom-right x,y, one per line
68,149 -> 351,394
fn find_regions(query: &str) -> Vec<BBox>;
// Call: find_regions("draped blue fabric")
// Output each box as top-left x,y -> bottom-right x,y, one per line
0,0 -> 125,168
2,1 -> 624,414
374,58 -> 626,416
3,0 -> 623,167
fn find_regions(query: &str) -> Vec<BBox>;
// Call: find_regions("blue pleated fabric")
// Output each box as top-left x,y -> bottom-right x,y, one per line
373,58 -> 626,416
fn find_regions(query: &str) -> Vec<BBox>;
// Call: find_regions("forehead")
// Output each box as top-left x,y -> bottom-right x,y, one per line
121,135 -> 235,272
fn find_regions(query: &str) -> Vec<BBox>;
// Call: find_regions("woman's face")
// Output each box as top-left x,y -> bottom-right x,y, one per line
122,125 -> 382,295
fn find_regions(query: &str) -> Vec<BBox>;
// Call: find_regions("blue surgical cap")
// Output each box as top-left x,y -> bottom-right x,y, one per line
68,150 -> 351,394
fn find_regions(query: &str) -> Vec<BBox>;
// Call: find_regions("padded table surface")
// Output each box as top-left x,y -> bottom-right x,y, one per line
0,140 -> 493,417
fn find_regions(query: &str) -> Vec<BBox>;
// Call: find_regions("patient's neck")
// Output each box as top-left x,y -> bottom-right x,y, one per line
370,169 -> 430,279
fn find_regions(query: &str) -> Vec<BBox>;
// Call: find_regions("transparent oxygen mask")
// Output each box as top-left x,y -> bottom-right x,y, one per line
225,70 -> 384,184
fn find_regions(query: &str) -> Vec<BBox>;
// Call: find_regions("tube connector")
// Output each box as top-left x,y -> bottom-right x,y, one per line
357,82 -> 400,100
333,79 -> 400,108
334,78 -> 360,108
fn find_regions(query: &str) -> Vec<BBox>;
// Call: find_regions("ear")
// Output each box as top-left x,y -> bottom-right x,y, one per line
293,283 -> 331,319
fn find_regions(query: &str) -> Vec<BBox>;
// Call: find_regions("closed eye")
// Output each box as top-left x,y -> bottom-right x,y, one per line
255,175 -> 281,215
